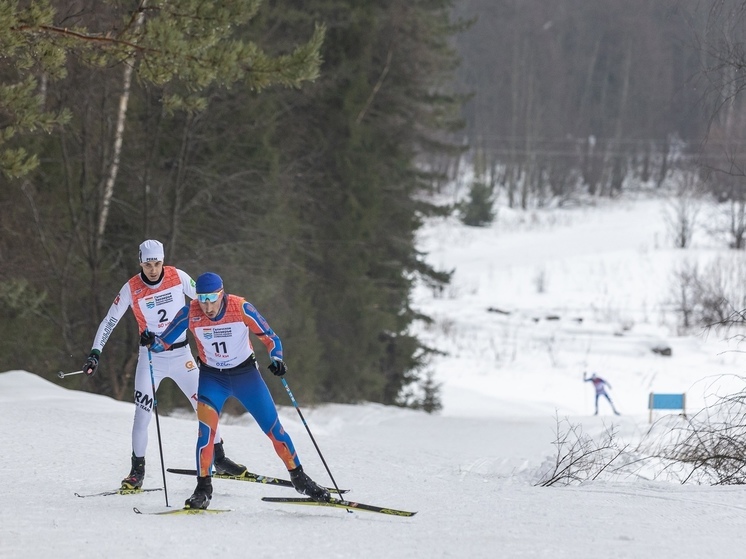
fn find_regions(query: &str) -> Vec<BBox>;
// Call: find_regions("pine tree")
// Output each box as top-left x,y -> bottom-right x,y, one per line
242,0 -> 462,405
0,0 -> 324,178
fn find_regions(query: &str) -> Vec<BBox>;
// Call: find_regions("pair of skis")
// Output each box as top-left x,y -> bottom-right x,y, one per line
167,468 -> 416,517
132,498 -> 414,517
76,467 -> 416,517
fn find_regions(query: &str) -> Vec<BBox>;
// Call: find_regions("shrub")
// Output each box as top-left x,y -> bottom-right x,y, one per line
460,181 -> 496,227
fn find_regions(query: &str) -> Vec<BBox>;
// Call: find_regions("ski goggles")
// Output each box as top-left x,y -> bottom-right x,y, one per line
197,289 -> 223,303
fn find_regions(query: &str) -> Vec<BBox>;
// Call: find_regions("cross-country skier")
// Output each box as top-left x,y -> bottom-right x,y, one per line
82,241 -> 245,490
584,372 -> 620,416
142,271 -> 331,509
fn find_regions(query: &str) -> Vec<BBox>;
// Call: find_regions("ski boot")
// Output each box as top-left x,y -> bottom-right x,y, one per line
289,465 -> 330,502
121,454 -> 145,490
185,476 -> 213,510
213,441 -> 247,476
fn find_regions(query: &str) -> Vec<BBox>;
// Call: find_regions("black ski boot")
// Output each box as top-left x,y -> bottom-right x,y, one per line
184,476 -> 213,510
121,454 -> 145,490
289,465 -> 330,502
213,441 -> 247,476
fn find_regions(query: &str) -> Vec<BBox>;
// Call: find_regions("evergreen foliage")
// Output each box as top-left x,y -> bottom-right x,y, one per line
0,0 -> 460,411
0,0 -> 324,177
460,181 -> 496,227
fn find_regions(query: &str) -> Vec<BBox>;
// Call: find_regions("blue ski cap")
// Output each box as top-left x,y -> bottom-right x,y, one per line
196,272 -> 224,294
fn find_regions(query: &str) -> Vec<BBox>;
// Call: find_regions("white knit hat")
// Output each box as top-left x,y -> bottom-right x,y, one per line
139,240 -> 164,263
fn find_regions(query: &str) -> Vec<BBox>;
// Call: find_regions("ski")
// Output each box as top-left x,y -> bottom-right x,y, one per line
167,467 -> 348,494
133,506 -> 229,516
261,496 -> 416,517
75,487 -> 162,498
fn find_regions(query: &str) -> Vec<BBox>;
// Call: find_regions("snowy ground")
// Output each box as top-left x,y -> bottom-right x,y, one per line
412,194 -> 746,419
4,193 -> 746,558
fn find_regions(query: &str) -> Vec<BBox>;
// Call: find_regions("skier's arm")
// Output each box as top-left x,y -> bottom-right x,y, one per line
148,305 -> 190,352
178,268 -> 197,300
90,284 -> 132,353
241,301 -> 283,361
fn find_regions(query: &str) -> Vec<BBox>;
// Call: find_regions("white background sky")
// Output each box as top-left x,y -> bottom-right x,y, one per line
3,192 -> 746,558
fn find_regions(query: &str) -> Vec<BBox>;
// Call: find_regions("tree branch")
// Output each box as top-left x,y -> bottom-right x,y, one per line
12,24 -> 147,52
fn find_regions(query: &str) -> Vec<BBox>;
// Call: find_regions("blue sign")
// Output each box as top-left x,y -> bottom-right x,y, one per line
649,393 -> 685,410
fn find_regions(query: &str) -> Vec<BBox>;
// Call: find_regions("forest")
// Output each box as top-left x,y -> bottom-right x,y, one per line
451,0 -> 746,217
2,0 -> 746,411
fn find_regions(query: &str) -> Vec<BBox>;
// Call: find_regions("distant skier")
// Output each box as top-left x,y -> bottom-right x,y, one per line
583,372 -> 620,416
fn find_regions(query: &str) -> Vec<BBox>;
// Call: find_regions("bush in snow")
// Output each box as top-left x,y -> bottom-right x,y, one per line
535,415 -> 628,486
641,375 -> 746,485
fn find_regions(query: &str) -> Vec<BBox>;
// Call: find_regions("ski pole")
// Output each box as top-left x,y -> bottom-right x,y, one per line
58,370 -> 85,379
148,348 -> 169,507
280,377 -> 346,501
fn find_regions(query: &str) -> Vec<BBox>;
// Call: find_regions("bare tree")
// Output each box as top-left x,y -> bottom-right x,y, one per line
668,255 -> 746,333
454,0 -> 709,206
663,167 -> 706,248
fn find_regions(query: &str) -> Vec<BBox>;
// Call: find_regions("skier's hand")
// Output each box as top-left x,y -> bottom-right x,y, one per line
269,358 -> 287,377
140,330 -> 166,352
83,351 -> 100,376
139,330 -> 156,347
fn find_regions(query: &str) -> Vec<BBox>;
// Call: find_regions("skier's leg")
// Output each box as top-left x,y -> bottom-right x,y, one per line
194,368 -> 230,477
168,349 -> 243,473
233,365 -> 329,501
605,393 -> 620,415
166,348 -> 199,411
122,349 -> 164,488
167,348 -> 225,443
131,349 -> 165,457
233,366 -> 299,469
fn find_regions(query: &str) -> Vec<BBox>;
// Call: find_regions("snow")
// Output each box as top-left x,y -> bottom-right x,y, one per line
4,193 -> 746,558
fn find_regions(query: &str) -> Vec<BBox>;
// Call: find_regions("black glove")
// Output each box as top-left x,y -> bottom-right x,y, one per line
83,351 -> 100,377
139,330 -> 156,347
269,358 -> 287,376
